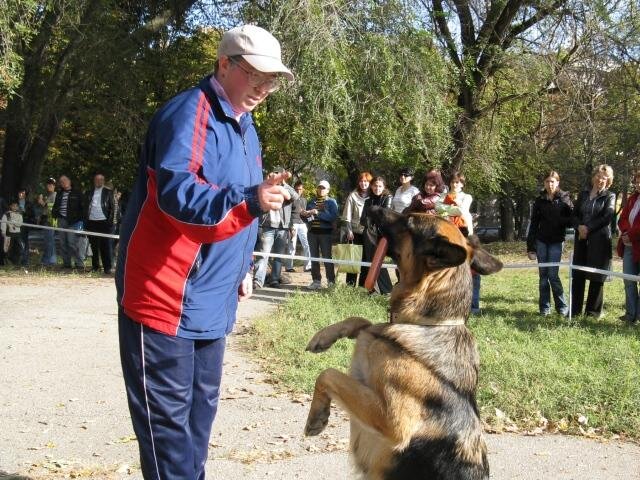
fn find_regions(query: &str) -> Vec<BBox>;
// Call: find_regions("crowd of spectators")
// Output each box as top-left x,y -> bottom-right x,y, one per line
1,163 -> 638,323
0,173 -> 124,273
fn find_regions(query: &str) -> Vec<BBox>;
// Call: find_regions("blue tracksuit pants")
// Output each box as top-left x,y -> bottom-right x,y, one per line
119,312 -> 226,480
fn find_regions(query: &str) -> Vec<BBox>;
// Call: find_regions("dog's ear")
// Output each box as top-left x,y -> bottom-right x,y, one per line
407,217 -> 468,269
467,234 -> 503,274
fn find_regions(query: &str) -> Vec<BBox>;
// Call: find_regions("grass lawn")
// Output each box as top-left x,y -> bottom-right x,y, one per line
246,241 -> 640,441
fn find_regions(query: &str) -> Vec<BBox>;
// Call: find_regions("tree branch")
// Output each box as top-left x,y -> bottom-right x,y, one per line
425,0 -> 462,68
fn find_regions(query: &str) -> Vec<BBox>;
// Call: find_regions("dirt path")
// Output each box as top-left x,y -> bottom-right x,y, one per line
1,275 -> 638,479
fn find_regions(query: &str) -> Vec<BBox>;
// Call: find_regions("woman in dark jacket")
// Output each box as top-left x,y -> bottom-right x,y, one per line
526,171 -> 573,316
571,164 -> 615,318
360,176 -> 393,294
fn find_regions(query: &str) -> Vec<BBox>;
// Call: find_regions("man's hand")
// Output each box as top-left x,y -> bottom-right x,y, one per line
238,273 -> 253,302
346,231 -> 354,241
622,233 -> 632,246
258,172 -> 292,211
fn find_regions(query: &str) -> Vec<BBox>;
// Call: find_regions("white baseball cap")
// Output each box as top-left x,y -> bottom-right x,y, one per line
218,25 -> 294,81
317,180 -> 330,190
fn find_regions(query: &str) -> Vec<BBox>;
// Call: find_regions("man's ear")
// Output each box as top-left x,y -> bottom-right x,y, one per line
468,234 -> 503,274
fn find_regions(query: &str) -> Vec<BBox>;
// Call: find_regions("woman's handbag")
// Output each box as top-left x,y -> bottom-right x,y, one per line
333,242 -> 363,274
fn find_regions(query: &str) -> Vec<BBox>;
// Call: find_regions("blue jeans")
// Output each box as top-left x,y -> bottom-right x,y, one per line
57,218 -> 85,268
623,245 -> 640,321
254,227 -> 288,286
41,229 -> 57,265
536,240 -> 568,314
471,273 -> 481,312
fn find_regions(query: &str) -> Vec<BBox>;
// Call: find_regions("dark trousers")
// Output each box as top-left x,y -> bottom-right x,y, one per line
571,271 -> 604,316
20,227 -> 29,265
86,219 -> 112,272
308,230 -> 335,283
345,232 -> 365,287
119,312 -> 226,480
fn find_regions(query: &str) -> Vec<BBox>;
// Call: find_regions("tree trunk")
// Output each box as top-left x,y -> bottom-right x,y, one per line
0,98 -> 30,198
499,194 -> 515,241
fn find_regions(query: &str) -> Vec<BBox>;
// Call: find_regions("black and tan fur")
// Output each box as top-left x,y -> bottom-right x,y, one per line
304,208 -> 503,480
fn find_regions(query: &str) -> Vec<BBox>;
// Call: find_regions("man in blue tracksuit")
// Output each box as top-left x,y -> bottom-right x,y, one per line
115,25 -> 294,479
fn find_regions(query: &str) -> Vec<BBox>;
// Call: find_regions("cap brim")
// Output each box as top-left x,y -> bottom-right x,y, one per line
242,54 -> 294,81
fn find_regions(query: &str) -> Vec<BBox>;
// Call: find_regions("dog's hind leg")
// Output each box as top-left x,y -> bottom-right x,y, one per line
305,368 -> 397,442
305,316 -> 372,353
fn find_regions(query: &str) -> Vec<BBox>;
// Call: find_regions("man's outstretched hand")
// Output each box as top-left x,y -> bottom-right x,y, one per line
257,171 -> 291,211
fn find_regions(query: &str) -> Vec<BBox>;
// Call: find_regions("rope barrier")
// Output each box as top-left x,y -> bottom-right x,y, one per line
1,220 -> 119,239
3,220 -> 640,282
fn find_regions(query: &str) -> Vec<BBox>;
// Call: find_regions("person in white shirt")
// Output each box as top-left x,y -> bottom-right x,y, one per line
391,168 -> 420,213
84,173 -> 115,273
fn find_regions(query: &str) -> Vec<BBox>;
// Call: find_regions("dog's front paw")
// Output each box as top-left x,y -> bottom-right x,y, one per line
304,407 -> 330,436
305,331 -> 334,353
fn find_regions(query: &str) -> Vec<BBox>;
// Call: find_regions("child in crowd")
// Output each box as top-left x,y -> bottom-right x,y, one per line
1,200 -> 25,265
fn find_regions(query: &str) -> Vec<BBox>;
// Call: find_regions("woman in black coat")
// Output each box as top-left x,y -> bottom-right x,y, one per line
360,176 -> 393,294
571,164 -> 615,318
526,171 -> 573,316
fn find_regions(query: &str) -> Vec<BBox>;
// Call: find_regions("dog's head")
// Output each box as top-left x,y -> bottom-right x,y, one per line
369,207 -> 502,322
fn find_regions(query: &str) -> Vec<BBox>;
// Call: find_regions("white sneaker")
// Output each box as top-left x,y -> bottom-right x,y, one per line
307,280 -> 322,290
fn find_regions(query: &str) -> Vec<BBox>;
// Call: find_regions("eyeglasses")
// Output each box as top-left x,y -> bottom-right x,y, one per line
229,57 -> 282,93
317,186 -> 327,190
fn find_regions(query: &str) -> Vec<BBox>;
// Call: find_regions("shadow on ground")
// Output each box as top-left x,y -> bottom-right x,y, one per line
0,472 -> 33,480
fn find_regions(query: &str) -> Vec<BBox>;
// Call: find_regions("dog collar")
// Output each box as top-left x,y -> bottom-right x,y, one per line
389,311 -> 466,326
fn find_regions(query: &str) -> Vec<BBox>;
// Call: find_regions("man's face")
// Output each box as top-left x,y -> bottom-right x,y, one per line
18,190 -> 26,199
94,174 -> 105,188
217,56 -> 279,113
9,203 -> 18,211
59,176 -> 71,190
316,185 -> 328,198
295,185 -> 304,195
46,183 -> 55,193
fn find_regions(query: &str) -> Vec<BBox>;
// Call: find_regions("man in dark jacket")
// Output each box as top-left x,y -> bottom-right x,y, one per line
84,173 -> 115,273
52,175 -> 85,268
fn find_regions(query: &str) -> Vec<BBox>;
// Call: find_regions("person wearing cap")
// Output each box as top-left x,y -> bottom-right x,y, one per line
115,24 -> 294,480
302,180 -> 339,289
391,168 -> 420,213
37,177 -> 58,265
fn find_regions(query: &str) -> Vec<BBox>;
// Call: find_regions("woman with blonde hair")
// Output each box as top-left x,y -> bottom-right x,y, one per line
617,170 -> 640,325
571,164 -> 615,318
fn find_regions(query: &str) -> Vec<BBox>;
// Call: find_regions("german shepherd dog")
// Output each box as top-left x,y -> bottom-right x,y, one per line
304,208 -> 503,479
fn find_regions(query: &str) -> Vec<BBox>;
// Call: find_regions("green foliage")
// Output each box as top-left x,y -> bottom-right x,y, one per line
247,264 -> 640,439
245,0 -> 456,179
0,0 -> 38,96
48,16 -> 221,191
